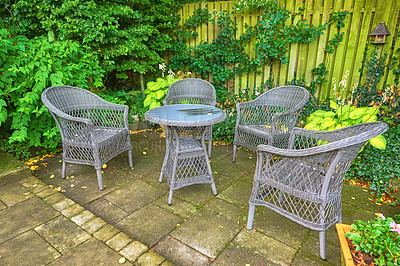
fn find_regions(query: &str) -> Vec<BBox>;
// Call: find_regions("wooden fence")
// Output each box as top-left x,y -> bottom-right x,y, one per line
176,0 -> 400,98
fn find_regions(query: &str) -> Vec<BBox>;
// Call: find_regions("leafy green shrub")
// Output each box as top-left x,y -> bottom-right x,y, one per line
144,75 -> 181,110
1,0 -> 181,88
304,101 -> 386,150
345,214 -> 400,266
0,27 -> 104,159
347,125 -> 400,203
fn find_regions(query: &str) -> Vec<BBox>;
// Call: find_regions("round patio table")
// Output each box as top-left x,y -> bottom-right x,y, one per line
145,104 -> 226,205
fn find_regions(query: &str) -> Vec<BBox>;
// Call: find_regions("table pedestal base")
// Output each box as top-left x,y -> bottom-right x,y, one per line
160,137 -> 217,205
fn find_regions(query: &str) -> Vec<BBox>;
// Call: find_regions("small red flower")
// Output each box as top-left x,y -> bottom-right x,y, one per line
302,19 -> 305,21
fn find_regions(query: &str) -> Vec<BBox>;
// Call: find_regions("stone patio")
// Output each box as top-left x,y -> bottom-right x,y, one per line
0,130 -> 399,265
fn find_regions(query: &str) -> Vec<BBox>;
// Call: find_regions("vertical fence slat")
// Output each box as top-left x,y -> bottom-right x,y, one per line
176,0 -> 398,96
352,0 -> 375,87
386,8 -> 400,85
329,0 -> 353,99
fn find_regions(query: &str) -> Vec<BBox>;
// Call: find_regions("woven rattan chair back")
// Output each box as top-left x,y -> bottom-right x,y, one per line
246,121 -> 388,260
163,78 -> 216,157
42,86 -> 133,190
233,86 -> 309,161
163,78 -> 216,106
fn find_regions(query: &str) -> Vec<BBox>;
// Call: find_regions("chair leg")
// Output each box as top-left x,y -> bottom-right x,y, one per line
128,149 -> 133,168
247,204 -> 256,229
168,189 -> 173,206
62,161 -> 67,179
96,168 -> 104,191
208,137 -> 212,158
211,182 -> 217,196
338,212 -> 342,224
232,144 -> 237,162
319,231 -> 326,260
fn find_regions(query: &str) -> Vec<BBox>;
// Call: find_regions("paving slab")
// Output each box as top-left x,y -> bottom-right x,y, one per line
203,197 -> 248,224
117,203 -> 180,247
0,182 -> 32,206
0,197 -> 59,243
299,232 -> 341,265
137,250 -> 166,266
84,197 -> 129,224
292,251 -> 332,266
341,183 -> 381,212
48,238 -> 129,266
249,207 -> 309,249
171,184 -> 217,206
170,208 -> 242,258
154,235 -> 211,266
233,228 -> 296,265
212,242 -> 275,265
0,230 -> 60,265
216,179 -> 253,208
104,180 -> 164,213
0,151 -> 31,186
154,196 -> 198,219
35,216 -> 91,254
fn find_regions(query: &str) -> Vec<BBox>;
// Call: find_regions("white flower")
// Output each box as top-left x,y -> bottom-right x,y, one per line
168,69 -> 175,79
255,91 -> 260,96
159,63 -> 166,71
242,90 -> 246,94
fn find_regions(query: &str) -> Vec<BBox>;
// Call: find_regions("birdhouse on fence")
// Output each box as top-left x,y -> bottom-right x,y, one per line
369,22 -> 391,44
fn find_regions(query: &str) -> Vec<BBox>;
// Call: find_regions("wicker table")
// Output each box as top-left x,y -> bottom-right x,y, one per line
145,104 -> 226,205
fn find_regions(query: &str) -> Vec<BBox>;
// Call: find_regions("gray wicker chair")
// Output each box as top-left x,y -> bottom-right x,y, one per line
163,78 -> 216,157
246,122 -> 388,260
41,86 -> 133,190
233,86 -> 309,162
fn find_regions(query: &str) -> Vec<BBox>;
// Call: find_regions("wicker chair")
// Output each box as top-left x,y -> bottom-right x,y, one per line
246,122 -> 388,260
163,78 -> 216,157
233,86 -> 309,162
41,86 -> 133,190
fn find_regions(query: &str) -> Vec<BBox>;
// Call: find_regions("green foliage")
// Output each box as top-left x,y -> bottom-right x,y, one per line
144,75 -> 181,110
1,0 -> 181,87
347,125 -> 400,203
304,102 -> 386,149
0,27 -> 104,158
345,214 -> 400,266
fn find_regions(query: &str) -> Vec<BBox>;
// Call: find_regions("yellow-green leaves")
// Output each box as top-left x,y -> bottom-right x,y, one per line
304,105 -> 386,149
369,135 -> 387,150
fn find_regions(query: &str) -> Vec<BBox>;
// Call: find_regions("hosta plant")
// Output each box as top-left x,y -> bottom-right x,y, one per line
144,75 -> 180,110
304,100 -> 387,150
345,214 -> 400,266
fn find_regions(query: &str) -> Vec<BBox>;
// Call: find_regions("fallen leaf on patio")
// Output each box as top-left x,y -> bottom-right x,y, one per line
59,160 -> 62,162
246,264 -> 250,266
55,187 -> 61,191
214,171 -> 218,174
49,185 -> 54,188
23,192 -> 29,196
66,176 -> 69,179
218,225 -> 223,228
33,184 -> 38,187
143,152 -> 147,155
177,224 -> 181,227
209,258 -> 215,262
71,184 -> 74,187
49,175 -> 54,179
30,166 -> 39,171
71,176 -> 74,178
118,257 -> 126,264
351,197 -> 355,200
81,186 -> 87,189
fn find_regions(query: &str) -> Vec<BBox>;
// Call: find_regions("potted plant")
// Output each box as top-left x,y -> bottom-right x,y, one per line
336,214 -> 400,265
